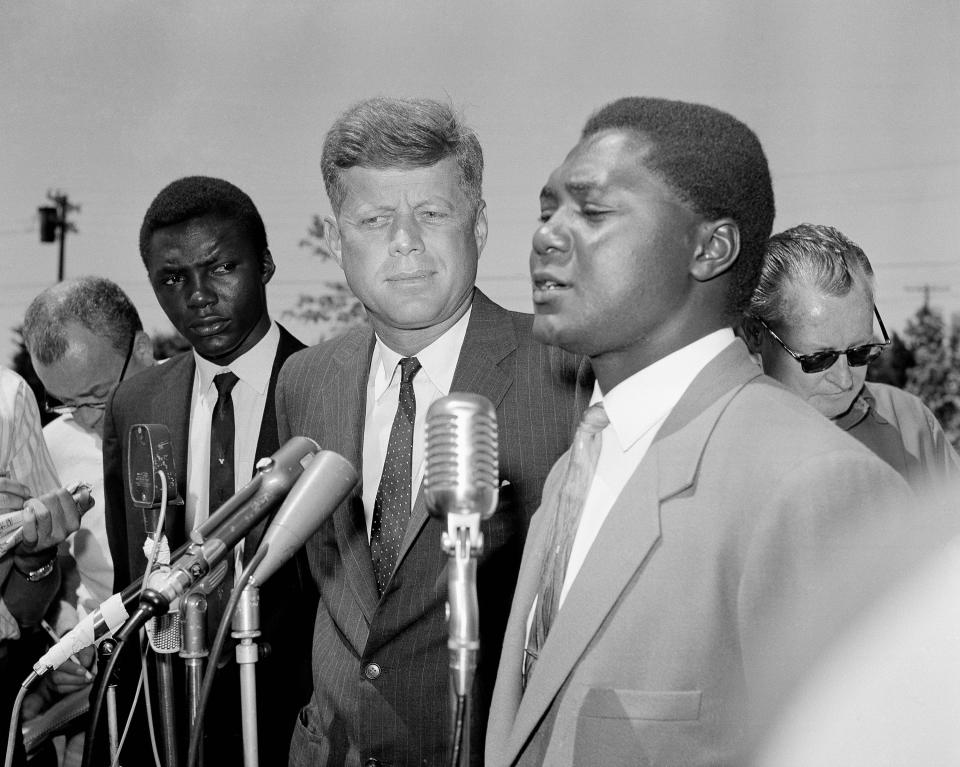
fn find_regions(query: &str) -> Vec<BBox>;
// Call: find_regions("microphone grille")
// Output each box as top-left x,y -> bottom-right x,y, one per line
425,393 -> 499,520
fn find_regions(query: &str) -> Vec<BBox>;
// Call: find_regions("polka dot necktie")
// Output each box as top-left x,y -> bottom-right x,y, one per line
207,371 -> 239,633
523,402 -> 609,690
370,357 -> 421,596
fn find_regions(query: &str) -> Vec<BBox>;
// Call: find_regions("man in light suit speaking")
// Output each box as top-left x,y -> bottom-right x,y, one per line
485,97 -> 913,766
278,97 -> 590,766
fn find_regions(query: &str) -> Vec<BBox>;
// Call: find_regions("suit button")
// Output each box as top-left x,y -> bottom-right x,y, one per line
363,662 -> 381,680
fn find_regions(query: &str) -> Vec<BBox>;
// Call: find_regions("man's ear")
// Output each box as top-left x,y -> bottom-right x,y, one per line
473,200 -> 488,256
260,248 -> 277,285
690,219 -> 740,282
322,215 -> 344,269
740,316 -> 765,354
131,330 -> 156,370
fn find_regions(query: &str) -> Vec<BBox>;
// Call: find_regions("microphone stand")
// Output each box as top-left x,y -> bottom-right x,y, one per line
180,592 -> 208,767
232,583 -> 261,767
440,511 -> 483,767
96,638 -> 121,766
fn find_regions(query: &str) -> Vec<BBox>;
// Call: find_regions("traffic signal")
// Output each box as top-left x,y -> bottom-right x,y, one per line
38,206 -> 59,243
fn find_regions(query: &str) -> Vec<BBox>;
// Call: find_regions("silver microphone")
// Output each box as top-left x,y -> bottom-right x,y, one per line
424,393 -> 499,698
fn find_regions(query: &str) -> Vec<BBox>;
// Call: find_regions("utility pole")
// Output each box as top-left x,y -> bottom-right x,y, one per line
37,190 -> 80,281
905,284 -> 949,312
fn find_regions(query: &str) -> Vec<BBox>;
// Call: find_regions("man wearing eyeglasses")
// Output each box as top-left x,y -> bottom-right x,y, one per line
743,223 -> 960,491
24,277 -> 155,614
19,277 -> 154,762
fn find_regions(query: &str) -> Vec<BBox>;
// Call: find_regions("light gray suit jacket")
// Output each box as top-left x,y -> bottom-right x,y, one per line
486,341 -> 913,767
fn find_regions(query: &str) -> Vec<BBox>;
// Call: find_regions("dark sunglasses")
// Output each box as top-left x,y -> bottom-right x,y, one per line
43,334 -> 136,415
757,306 -> 890,374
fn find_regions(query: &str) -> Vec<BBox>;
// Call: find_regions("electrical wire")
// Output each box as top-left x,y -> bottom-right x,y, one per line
82,469 -> 168,767
3,671 -> 38,767
448,693 -> 467,767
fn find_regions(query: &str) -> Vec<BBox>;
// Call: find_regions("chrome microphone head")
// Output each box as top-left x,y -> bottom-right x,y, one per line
424,393 -> 499,521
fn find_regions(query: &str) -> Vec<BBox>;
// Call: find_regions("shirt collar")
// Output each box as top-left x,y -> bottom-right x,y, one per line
372,307 -> 472,401
596,328 -> 736,450
194,321 -> 280,396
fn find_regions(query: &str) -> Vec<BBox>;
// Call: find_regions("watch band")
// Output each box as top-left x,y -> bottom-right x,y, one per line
15,556 -> 56,582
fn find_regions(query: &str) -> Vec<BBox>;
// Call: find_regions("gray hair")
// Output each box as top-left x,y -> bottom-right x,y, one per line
749,223 -> 875,325
321,97 -> 483,215
24,276 -> 143,365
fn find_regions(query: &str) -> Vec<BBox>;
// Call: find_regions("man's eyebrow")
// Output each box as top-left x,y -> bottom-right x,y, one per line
539,186 -> 558,205
565,180 -> 602,196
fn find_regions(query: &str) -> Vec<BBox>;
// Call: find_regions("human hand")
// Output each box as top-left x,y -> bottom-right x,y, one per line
17,486 -> 91,555
47,645 -> 96,694
0,476 -> 31,511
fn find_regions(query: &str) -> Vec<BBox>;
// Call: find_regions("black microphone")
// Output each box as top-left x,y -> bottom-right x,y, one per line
248,450 -> 359,586
128,423 -> 185,522
128,424 -> 186,657
118,436 -> 319,639
424,393 -> 499,698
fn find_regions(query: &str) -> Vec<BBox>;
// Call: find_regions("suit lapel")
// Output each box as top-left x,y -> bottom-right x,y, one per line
244,325 -> 306,557
503,341 -> 762,762
328,328 -> 382,622
394,291 -> 516,570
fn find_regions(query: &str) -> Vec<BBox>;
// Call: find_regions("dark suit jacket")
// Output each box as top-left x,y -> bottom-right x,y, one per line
485,341 -> 914,767
278,290 -> 592,767
102,324 -> 314,766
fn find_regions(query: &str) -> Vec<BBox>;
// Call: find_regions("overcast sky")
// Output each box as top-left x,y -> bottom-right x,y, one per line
2,1 -> 958,366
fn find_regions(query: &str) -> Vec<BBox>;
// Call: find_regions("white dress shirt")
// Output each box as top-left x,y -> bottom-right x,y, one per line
360,308 -> 472,538
185,322 -> 280,533
43,414 -> 112,624
558,328 -> 736,607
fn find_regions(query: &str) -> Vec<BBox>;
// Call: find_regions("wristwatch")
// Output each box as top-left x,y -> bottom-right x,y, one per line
14,556 -> 56,582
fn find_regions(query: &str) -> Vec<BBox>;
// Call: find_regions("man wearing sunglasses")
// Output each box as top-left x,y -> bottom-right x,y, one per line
744,223 -> 960,491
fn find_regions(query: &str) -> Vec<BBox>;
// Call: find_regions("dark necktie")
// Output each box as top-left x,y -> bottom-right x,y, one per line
523,402 -> 609,690
370,356 -> 421,596
209,371 -> 239,511
207,371 -> 239,632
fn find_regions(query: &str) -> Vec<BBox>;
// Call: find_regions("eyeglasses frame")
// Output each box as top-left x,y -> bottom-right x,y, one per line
756,306 -> 890,375
43,334 -> 137,416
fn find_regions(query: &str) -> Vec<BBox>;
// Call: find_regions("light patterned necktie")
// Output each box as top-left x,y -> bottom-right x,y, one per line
523,402 -> 609,690
370,356 -> 421,596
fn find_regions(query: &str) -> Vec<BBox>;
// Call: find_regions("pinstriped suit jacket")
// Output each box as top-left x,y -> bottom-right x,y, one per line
277,290 -> 591,767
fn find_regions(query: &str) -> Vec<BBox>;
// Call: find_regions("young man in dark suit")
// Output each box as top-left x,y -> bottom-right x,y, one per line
103,176 -> 314,765
278,97 -> 591,766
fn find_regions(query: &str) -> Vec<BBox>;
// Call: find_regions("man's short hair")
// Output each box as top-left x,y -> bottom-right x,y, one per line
749,223 -> 875,325
138,176 -> 268,265
582,96 -> 775,314
321,97 -> 484,215
24,276 -> 143,365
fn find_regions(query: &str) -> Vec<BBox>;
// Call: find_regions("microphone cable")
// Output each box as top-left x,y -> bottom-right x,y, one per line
83,468 -> 169,767
186,542 -> 269,767
448,693 -> 467,767
4,671 -> 37,767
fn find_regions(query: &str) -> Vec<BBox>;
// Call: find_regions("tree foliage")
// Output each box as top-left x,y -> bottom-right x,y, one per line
284,215 -> 368,341
900,305 -> 960,449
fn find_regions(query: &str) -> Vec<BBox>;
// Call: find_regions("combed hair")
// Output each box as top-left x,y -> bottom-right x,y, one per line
749,223 -> 875,325
23,276 -> 143,365
321,97 -> 483,214
582,97 -> 775,314
139,176 -> 268,264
